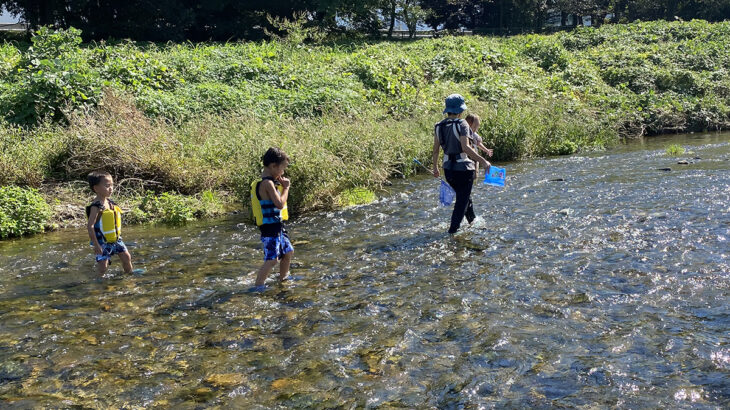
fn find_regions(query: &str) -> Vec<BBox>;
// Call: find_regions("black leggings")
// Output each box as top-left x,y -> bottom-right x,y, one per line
444,169 -> 475,234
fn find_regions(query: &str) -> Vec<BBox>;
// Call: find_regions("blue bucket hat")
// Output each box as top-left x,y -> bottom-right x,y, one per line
443,93 -> 467,114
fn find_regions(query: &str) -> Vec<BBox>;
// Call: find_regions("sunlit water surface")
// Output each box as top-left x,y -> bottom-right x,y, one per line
1,133 -> 729,408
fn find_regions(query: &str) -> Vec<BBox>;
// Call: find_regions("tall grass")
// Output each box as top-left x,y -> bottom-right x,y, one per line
1,94 -> 434,212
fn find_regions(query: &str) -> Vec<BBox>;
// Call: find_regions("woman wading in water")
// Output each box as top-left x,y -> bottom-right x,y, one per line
432,94 -> 491,234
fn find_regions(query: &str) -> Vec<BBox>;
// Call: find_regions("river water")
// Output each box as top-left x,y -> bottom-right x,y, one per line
1,133 -> 728,408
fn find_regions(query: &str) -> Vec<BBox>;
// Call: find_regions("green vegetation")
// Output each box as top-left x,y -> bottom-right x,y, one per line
0,186 -> 52,239
339,188 -> 377,207
665,144 -> 686,156
1,20 -> 729,236
126,191 -> 226,225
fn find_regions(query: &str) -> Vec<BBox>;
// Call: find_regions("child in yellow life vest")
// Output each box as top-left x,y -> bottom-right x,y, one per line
86,171 -> 134,275
251,147 -> 294,290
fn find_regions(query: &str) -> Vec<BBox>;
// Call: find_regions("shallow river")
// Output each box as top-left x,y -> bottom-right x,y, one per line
1,133 -> 729,408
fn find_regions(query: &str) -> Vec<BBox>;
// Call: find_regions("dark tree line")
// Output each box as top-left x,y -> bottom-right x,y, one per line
1,0 -> 729,41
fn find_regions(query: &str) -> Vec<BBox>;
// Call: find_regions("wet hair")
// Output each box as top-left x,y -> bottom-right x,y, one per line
87,170 -> 112,191
465,113 -> 480,125
262,147 -> 290,167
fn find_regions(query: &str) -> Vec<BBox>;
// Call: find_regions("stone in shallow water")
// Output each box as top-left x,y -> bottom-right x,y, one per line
0,361 -> 30,382
271,377 -> 299,390
183,387 -> 215,402
204,373 -> 246,387
476,382 -> 494,396
557,208 -> 572,216
536,374 -> 579,400
80,334 -> 98,345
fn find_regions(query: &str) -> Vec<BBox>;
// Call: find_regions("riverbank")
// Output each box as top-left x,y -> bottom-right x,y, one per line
1,20 -> 729,238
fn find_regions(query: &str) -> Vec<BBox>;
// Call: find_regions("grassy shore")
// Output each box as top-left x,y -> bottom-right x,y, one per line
1,20 -> 729,237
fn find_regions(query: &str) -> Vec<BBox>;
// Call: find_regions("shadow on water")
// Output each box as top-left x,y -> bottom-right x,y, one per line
0,132 -> 729,407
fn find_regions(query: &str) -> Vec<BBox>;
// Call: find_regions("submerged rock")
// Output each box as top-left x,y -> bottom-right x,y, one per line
0,361 -> 30,382
657,168 -> 672,171
204,373 -> 246,387
271,377 -> 301,390
181,387 -> 216,402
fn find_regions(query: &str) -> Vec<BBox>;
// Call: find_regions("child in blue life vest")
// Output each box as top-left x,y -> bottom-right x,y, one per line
465,113 -> 494,177
251,147 -> 294,288
432,94 -> 491,234
86,171 -> 134,274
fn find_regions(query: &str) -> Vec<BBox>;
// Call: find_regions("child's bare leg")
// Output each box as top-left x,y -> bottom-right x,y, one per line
118,251 -> 133,274
278,251 -> 293,281
255,260 -> 278,286
96,260 -> 109,275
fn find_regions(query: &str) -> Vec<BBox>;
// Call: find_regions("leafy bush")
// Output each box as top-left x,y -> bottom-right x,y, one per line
0,185 -> 52,238
197,190 -> 225,218
128,191 -> 195,225
144,192 -> 195,225
349,46 -> 425,115
523,35 -> 570,71
0,44 -> 20,77
95,43 -> 183,92
3,27 -> 103,124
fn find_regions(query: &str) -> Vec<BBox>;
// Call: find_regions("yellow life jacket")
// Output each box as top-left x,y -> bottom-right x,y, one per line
100,205 -> 122,243
250,177 -> 288,226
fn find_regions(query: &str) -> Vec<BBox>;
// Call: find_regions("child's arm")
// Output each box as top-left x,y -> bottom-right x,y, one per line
87,206 -> 103,255
261,179 -> 289,209
478,142 -> 493,158
459,134 -> 490,169
432,133 -> 441,177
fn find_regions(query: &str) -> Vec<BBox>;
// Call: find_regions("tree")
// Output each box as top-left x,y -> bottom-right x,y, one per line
610,0 -> 730,23
316,0 -> 384,35
0,0 -> 325,41
0,0 -> 62,28
2,0 -> 728,41
380,0 -> 428,38
552,0 -> 610,27
384,0 -> 397,36
420,0 -> 484,31
420,0 -> 550,33
400,0 -> 428,37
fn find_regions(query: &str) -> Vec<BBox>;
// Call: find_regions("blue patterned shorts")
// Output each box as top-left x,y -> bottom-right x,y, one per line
93,239 -> 128,262
261,232 -> 294,261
